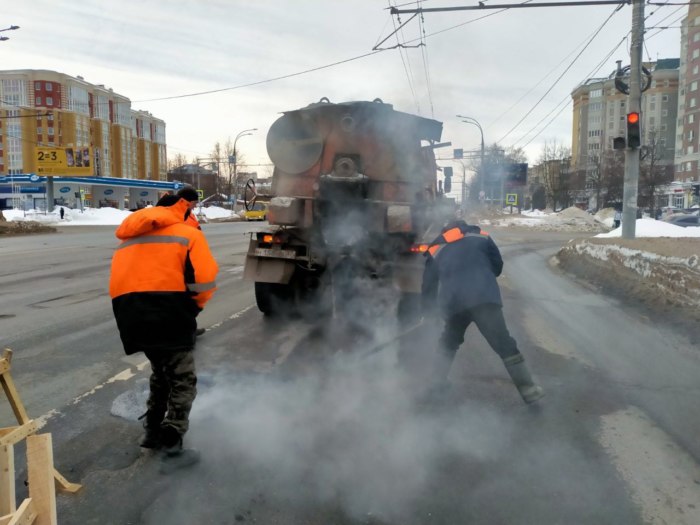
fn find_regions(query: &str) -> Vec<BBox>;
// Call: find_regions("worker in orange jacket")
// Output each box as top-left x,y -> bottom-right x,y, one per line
109,194 -> 218,471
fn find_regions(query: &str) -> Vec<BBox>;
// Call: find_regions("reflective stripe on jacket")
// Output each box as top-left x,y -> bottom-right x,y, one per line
422,224 -> 503,315
109,199 -> 218,355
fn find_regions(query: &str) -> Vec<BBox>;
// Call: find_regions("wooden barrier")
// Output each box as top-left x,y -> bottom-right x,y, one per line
0,349 -> 82,524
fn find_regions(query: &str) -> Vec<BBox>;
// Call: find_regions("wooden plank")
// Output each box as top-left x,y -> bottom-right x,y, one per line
6,499 -> 37,525
0,359 -> 9,376
0,423 -> 38,447
0,372 -> 30,425
26,435 -> 56,525
52,469 -> 81,494
0,444 -> 15,516
0,513 -> 10,525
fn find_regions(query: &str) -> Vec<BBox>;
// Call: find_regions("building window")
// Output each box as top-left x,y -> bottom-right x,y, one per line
34,82 -> 41,90
661,124 -> 667,131
695,32 -> 700,42
688,145 -> 694,155
689,130 -> 694,140
662,95 -> 668,102
690,114 -> 695,124
692,81 -> 698,91
47,126 -> 54,135
46,97 -> 53,105
693,49 -> 699,59
45,83 -> 52,91
35,97 -> 41,106
650,103 -> 656,111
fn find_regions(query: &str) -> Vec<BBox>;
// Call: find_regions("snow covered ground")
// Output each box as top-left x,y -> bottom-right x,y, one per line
3,205 -> 240,226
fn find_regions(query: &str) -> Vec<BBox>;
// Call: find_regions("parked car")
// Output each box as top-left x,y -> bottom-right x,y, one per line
663,214 -> 700,227
244,202 -> 268,221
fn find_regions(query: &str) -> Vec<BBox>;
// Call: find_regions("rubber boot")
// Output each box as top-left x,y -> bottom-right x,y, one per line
138,411 -> 164,449
159,426 -> 200,474
503,354 -> 545,404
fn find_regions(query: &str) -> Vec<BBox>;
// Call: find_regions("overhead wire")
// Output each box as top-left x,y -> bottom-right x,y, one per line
388,0 -> 421,113
516,34 -> 630,149
497,5 -> 622,144
418,3 -> 436,117
485,17 -> 629,131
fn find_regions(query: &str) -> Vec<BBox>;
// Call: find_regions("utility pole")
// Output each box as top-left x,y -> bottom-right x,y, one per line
622,0 -> 644,239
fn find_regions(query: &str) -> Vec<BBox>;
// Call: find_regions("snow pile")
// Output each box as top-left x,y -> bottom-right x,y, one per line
493,206 -> 606,232
198,205 -> 236,220
594,208 -> 615,229
596,218 -> 700,238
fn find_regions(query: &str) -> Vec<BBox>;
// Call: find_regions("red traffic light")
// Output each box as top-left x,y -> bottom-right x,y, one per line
627,112 -> 640,124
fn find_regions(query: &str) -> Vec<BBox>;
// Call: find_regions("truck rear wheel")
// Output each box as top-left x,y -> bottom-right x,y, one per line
254,282 -> 290,316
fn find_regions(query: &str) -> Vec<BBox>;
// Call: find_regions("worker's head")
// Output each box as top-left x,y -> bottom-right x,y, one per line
176,187 -> 199,209
156,194 -> 180,207
156,194 -> 191,220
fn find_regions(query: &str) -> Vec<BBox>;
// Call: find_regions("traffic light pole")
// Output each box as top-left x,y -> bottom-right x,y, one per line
622,0 -> 644,239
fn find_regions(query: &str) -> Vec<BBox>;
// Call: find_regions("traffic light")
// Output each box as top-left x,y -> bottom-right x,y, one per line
613,137 -> 626,150
626,112 -> 641,149
444,166 -> 453,193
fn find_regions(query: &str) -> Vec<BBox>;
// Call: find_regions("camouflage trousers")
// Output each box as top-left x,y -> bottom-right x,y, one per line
143,349 -> 197,437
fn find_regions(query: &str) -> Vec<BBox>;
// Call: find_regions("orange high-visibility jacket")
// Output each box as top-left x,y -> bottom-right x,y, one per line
109,199 -> 218,354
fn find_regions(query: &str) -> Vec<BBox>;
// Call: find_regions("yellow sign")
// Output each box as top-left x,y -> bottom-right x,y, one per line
506,193 -> 518,205
35,147 -> 94,176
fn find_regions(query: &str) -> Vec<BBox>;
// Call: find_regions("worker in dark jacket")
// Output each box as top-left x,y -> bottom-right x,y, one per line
422,220 -> 544,404
110,195 -> 218,471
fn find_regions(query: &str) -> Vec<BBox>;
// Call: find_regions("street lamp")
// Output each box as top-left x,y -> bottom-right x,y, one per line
231,128 -> 257,210
0,25 -> 20,41
456,115 -> 485,206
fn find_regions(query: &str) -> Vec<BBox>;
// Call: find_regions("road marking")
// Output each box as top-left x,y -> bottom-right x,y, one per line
599,406 -> 700,525
226,266 -> 244,274
35,305 -> 256,429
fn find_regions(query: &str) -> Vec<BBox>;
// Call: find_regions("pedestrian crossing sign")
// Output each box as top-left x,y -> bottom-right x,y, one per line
506,194 -> 518,205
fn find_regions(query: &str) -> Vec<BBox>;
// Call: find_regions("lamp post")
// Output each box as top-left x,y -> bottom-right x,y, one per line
231,128 -> 257,211
456,115 -> 485,207
0,25 -> 19,42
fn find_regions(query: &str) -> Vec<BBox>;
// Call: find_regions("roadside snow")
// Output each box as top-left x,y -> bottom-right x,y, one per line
4,205 -> 237,225
596,218 -> 700,238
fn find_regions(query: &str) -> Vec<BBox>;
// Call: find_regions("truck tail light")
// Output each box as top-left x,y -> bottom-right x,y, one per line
409,243 -> 429,253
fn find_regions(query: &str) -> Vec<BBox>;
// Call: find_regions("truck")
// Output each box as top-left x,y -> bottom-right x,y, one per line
243,98 -> 453,320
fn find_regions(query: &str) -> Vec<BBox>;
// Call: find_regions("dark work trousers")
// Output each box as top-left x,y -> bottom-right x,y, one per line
438,303 -> 520,368
143,348 -> 197,437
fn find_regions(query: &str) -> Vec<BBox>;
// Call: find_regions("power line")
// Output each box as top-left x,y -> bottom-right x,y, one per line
418,5 -> 436,117
516,35 -> 629,149
497,5 -> 621,144
134,50 -> 387,103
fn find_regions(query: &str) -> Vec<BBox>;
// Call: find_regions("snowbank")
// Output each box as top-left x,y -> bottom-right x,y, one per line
596,218 -> 700,238
4,204 -> 240,226
488,206 -> 606,232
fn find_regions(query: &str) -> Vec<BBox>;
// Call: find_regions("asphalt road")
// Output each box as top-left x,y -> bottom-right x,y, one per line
2,224 -> 700,525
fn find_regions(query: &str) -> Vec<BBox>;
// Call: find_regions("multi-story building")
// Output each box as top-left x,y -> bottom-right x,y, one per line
571,59 -> 680,209
673,6 -> 700,207
0,69 -> 173,210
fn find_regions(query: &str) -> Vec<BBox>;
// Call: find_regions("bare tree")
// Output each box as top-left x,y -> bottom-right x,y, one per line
639,129 -> 673,218
167,152 -> 189,171
601,149 -> 624,207
537,141 -> 571,210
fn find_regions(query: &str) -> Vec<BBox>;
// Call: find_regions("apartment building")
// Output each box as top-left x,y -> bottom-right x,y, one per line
0,69 -> 173,210
673,6 -> 700,207
571,59 -> 679,209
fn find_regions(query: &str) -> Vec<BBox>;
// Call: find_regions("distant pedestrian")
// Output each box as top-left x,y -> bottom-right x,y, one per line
613,209 -> 622,229
59,207 -> 65,220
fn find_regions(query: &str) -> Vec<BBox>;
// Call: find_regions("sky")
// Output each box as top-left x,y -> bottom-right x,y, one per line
1,0 -> 686,176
